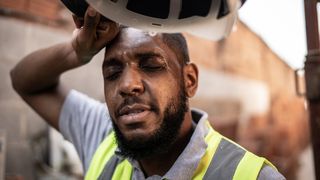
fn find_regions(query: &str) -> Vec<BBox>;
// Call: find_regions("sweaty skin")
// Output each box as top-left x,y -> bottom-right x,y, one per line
10,6 -> 199,176
103,28 -> 199,176
103,29 -> 183,140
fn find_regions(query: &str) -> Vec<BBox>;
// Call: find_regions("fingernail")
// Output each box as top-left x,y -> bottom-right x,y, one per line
88,8 -> 96,17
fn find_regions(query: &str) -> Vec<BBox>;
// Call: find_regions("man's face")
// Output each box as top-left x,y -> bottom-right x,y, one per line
102,28 -> 187,158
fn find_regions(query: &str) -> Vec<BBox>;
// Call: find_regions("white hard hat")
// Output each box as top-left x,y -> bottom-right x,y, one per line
86,0 -> 244,40
61,0 -> 245,40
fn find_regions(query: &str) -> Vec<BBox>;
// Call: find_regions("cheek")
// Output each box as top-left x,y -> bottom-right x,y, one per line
104,83 -> 118,116
148,76 -> 180,109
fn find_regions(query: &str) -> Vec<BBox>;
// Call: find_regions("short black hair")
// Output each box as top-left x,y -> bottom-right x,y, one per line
162,33 -> 190,66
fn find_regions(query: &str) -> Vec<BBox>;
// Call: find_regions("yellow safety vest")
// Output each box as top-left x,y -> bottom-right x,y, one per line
85,121 -> 276,180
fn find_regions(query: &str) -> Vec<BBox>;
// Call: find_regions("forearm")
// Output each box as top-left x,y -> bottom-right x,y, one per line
10,41 -> 82,94
8,6 -> 119,130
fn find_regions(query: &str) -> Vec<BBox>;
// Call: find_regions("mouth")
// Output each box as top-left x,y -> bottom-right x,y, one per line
117,104 -> 152,126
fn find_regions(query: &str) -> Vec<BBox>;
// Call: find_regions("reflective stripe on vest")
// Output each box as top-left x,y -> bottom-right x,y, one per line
97,155 -> 132,180
85,132 -> 129,180
86,121 -> 277,180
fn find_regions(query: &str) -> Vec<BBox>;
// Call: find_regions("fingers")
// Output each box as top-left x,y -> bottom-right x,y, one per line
95,22 -> 120,48
72,28 -> 80,39
72,15 -> 84,29
70,5 -> 120,63
97,21 -> 110,31
82,6 -> 100,37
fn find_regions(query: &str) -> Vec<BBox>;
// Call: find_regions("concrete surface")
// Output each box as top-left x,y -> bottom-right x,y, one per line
0,16 -> 103,179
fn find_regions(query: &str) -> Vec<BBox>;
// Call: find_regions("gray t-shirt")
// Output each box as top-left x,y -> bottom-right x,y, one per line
59,90 -> 113,172
59,90 -> 285,179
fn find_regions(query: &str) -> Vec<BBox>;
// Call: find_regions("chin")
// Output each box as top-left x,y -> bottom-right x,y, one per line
121,126 -> 159,142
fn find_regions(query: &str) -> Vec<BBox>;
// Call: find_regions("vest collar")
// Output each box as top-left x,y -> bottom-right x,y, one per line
115,109 -> 210,180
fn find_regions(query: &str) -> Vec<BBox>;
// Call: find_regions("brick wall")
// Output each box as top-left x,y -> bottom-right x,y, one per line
0,4 -> 310,178
186,21 -> 296,97
185,20 -> 309,179
0,0 -> 63,21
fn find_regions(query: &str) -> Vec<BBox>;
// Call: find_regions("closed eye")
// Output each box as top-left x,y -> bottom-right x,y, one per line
104,66 -> 123,81
103,58 -> 123,81
138,53 -> 167,72
140,63 -> 165,72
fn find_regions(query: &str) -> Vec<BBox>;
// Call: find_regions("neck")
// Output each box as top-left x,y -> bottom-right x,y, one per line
138,111 -> 195,177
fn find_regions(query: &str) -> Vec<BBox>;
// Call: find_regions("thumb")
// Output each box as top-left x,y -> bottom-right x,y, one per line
82,6 -> 100,37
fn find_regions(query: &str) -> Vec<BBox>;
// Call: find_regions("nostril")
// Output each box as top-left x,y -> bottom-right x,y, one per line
119,70 -> 144,95
120,83 -> 144,97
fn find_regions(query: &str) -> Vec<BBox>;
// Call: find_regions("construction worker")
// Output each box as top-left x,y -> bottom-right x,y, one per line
10,6 -> 285,180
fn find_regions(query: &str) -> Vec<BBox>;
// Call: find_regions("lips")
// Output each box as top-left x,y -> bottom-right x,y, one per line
117,104 -> 152,125
118,104 -> 150,116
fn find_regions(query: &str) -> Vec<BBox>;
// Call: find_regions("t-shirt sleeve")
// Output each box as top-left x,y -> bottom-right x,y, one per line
258,164 -> 286,180
59,90 -> 113,172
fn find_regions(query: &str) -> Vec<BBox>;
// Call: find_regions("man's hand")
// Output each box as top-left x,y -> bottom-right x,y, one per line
71,6 -> 119,64
10,6 -> 120,130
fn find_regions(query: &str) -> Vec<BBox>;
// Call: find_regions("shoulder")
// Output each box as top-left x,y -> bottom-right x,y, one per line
208,131 -> 285,179
258,165 -> 286,180
59,90 -> 113,171
59,90 -> 110,135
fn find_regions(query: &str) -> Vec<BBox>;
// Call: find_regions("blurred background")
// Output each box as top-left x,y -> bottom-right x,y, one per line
0,0 -> 314,179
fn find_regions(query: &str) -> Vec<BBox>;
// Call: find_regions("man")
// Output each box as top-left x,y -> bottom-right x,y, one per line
10,7 -> 285,180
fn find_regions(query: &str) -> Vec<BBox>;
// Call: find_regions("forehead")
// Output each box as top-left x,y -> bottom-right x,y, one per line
105,28 -> 166,56
104,28 -> 182,70
119,28 -> 155,47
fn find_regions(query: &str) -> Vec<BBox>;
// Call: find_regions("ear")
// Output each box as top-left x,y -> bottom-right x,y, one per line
183,63 -> 199,98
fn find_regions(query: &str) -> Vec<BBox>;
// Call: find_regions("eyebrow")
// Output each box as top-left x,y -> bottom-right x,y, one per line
135,51 -> 163,59
103,49 -> 167,68
102,58 -> 122,69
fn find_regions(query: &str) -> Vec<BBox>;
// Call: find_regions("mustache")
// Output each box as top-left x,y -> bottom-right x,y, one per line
115,96 -> 159,117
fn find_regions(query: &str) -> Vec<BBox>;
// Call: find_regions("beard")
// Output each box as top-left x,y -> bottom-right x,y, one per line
111,85 -> 188,160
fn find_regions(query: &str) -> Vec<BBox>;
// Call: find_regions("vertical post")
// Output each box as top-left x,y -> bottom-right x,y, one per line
304,0 -> 320,179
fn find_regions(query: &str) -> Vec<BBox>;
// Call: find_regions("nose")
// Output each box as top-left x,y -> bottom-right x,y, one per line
118,67 -> 144,97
